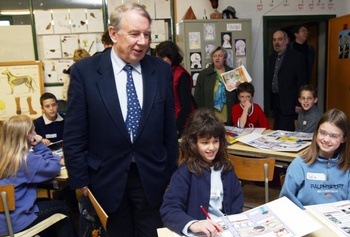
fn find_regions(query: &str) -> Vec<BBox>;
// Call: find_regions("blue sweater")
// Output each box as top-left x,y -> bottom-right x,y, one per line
34,114 -> 65,143
0,143 -> 61,236
280,156 -> 350,209
160,162 -> 243,235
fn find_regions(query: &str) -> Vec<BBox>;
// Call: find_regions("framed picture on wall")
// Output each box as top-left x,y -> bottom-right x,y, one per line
0,61 -> 44,121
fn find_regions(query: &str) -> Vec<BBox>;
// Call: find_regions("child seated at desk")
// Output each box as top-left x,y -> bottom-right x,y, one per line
280,109 -> 350,209
160,108 -> 243,236
0,115 -> 76,237
295,84 -> 322,133
34,92 -> 64,146
231,82 -> 270,129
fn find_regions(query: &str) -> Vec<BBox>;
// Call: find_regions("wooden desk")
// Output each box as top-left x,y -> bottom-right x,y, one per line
227,141 -> 307,164
227,130 -> 309,164
55,168 -> 68,182
157,211 -> 338,237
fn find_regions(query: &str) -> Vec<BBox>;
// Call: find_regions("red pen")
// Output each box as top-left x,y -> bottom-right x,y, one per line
200,205 -> 221,233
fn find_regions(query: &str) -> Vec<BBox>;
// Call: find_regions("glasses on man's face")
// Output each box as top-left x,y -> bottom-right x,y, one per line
318,129 -> 343,140
299,97 -> 314,101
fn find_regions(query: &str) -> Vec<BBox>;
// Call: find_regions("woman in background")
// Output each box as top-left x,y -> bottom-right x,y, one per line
194,46 -> 238,125
154,41 -> 196,136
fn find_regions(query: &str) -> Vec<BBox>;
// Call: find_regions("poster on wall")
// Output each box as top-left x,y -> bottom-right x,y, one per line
43,35 -> 62,59
0,61 -> 44,121
87,9 -> 104,33
52,9 -> 71,34
190,52 -> 202,69
34,10 -> 54,35
70,9 -> 88,33
60,35 -> 79,58
338,30 -> 350,59
79,34 -> 98,55
235,39 -> 246,56
221,32 -> 232,49
189,32 -> 201,50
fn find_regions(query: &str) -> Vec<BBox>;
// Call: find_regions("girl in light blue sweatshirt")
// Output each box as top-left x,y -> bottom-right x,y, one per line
280,109 -> 350,209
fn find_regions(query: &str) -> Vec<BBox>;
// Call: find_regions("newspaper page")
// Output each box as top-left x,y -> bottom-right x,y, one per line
173,197 -> 321,237
305,200 -> 350,237
237,131 -> 311,152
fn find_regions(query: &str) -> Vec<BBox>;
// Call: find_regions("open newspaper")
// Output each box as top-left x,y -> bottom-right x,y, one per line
173,197 -> 321,237
236,130 -> 312,152
305,200 -> 350,237
220,65 -> 252,92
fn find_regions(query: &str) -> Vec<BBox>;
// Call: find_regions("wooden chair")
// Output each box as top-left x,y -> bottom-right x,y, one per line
229,154 -> 281,209
0,184 -> 67,237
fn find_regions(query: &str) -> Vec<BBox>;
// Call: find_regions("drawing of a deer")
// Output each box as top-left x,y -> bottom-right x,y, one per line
1,69 -> 35,94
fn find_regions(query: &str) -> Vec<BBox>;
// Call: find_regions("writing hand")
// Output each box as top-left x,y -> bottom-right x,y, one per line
189,220 -> 222,237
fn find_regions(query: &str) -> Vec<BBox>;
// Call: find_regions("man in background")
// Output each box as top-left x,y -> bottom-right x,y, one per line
290,24 -> 315,83
268,30 -> 307,131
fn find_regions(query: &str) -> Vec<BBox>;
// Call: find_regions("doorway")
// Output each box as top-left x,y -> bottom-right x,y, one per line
263,15 -> 335,118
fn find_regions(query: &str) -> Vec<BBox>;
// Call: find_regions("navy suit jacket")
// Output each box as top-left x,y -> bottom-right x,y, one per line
63,48 -> 178,213
268,47 -> 307,115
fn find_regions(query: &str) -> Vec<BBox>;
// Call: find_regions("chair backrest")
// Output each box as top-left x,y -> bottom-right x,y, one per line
228,154 -> 275,182
0,184 -> 15,237
0,184 -> 15,212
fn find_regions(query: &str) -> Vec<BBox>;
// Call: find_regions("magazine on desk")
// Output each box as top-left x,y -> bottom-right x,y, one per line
220,65 -> 252,92
305,200 -> 350,237
172,197 -> 321,237
236,131 -> 311,152
224,126 -> 266,145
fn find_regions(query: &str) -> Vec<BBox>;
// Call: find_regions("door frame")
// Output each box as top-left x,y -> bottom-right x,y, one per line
263,15 -> 336,117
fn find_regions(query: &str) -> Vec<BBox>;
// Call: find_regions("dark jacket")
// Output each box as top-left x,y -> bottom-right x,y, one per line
194,64 -> 237,125
160,162 -> 243,235
63,48 -> 178,213
268,48 -> 307,115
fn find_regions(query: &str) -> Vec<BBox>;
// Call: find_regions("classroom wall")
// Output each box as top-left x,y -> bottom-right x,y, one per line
175,0 -> 350,109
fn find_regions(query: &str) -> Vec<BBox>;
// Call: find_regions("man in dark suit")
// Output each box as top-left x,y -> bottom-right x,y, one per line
63,3 -> 178,237
268,30 -> 307,131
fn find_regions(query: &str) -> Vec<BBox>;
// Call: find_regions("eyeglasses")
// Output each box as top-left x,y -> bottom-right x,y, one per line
318,129 -> 343,140
299,97 -> 314,101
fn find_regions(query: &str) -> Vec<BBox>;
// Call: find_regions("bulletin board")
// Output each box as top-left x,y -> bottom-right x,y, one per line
0,61 -> 44,121
0,25 -> 35,62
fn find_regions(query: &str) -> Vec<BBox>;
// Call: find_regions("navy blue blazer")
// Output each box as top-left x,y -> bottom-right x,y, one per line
160,162 -> 243,235
63,48 -> 178,213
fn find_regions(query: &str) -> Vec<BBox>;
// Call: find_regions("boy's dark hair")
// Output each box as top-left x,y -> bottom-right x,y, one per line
292,24 -> 309,34
298,84 -> 318,98
101,30 -> 113,47
237,82 -> 254,97
40,92 -> 57,106
154,41 -> 183,66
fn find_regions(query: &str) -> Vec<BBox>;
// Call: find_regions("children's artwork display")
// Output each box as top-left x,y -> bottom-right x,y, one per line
177,19 -> 252,83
